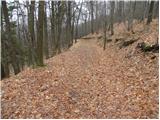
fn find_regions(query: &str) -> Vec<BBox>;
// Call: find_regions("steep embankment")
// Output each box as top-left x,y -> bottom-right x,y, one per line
1,20 -> 158,119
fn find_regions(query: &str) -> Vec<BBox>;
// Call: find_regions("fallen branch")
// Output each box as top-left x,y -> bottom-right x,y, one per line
115,37 -> 125,43
119,37 -> 139,49
82,37 -> 94,39
107,38 -> 112,42
97,36 -> 103,39
136,42 -> 159,53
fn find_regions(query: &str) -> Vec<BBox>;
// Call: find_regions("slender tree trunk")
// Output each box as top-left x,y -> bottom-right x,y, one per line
118,1 -> 123,23
147,1 -> 155,25
66,1 -> 72,48
56,1 -> 65,53
90,1 -> 94,34
75,2 -> 83,43
2,1 -> 20,75
140,1 -> 146,22
75,21 -> 79,43
37,1 -> 44,66
57,2 -> 61,53
44,2 -> 49,59
1,6 -> 10,78
103,1 -> 107,50
122,1 -> 126,27
51,1 -> 56,56
110,1 -> 115,35
71,15 -> 75,46
16,1 -> 24,70
144,1 -> 150,21
95,1 -> 98,31
16,1 -> 21,42
28,1 -> 36,65
127,1 -> 136,33
70,2 -> 73,47
12,62 -> 21,74
153,1 -> 159,18
1,63 -> 10,79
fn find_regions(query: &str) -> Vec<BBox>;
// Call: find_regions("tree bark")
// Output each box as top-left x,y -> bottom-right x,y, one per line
118,1 -> 123,23
90,1 -> 94,34
28,1 -> 36,65
44,2 -> 49,59
1,5 -> 10,78
153,1 -> 159,18
95,1 -> 98,31
110,1 -> 115,35
127,1 -> 136,33
2,1 -> 20,75
66,1 -> 72,48
75,2 -> 83,43
71,3 -> 75,46
56,1 -> 65,53
37,1 -> 44,66
147,1 -> 155,25
51,1 -> 56,56
103,1 -> 107,50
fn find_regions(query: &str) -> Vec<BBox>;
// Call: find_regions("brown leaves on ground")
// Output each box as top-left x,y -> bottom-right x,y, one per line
1,19 -> 159,119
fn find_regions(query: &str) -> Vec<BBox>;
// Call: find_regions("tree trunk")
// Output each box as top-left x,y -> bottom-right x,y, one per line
127,1 -> 136,33
1,6 -> 10,78
12,62 -> 21,75
1,63 -> 10,79
95,1 -> 98,31
110,1 -> 115,35
37,1 -> 44,66
51,1 -> 56,56
44,2 -> 49,59
56,1 -> 65,53
2,1 -> 20,75
66,1 -> 72,48
71,4 -> 76,46
147,1 -> 154,25
75,2 -> 83,43
90,1 -> 94,34
118,1 -> 123,23
16,1 -> 21,42
153,1 -> 159,18
28,1 -> 36,65
103,1 -> 107,50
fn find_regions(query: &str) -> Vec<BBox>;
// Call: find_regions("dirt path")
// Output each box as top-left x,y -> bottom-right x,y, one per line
1,35 -> 158,119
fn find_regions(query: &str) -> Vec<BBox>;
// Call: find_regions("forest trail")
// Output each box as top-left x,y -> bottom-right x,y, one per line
1,33 -> 158,119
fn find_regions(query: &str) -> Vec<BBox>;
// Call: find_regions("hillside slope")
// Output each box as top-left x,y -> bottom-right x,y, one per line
1,20 -> 159,119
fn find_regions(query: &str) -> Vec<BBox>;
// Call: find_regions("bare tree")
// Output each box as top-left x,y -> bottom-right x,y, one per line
103,1 -> 107,50
75,1 -> 83,43
2,1 -> 21,75
28,1 -> 36,65
1,9 -> 10,78
37,1 -> 45,66
153,1 -> 159,18
44,2 -> 49,59
127,1 -> 136,33
147,1 -> 155,25
110,1 -> 115,35
66,1 -> 72,48
90,1 -> 94,34
51,1 -> 56,56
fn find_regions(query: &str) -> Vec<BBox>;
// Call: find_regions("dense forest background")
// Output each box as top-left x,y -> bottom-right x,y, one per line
1,0 -> 159,79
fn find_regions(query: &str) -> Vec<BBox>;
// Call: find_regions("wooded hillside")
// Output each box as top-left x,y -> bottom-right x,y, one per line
1,0 -> 159,78
1,0 -> 159,119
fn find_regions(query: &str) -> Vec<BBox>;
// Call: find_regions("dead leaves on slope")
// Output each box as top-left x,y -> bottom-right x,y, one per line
1,19 -> 159,119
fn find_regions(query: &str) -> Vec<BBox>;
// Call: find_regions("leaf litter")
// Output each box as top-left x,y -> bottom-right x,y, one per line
1,19 -> 159,119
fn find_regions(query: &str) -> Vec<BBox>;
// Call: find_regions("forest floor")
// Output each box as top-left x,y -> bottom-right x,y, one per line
1,19 -> 159,119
